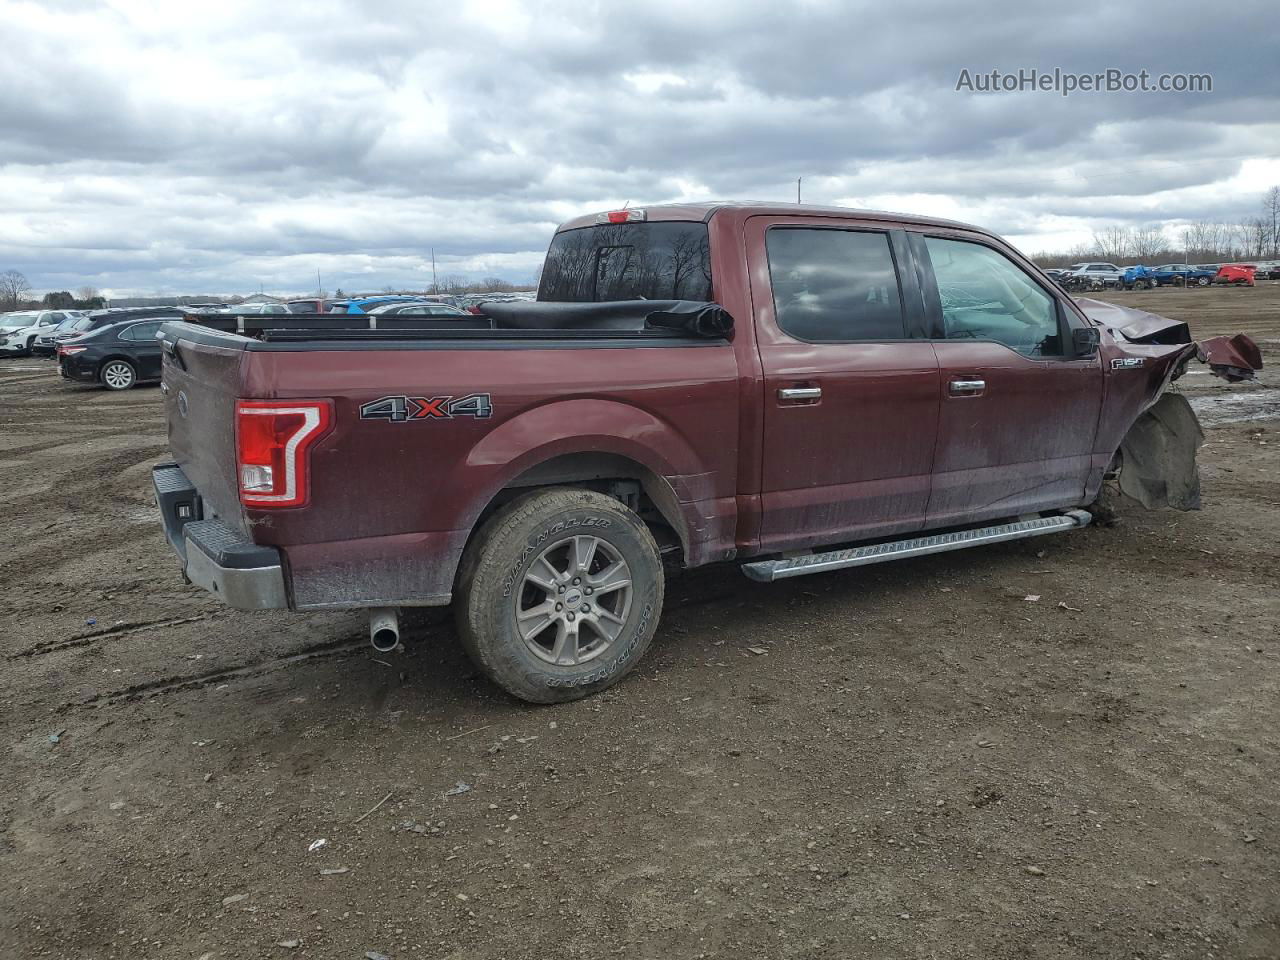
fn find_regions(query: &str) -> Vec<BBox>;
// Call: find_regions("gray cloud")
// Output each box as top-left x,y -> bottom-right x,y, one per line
0,0 -> 1277,295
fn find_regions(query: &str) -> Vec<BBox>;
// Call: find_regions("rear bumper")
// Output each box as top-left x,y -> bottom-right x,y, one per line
59,356 -> 98,381
153,463 -> 289,610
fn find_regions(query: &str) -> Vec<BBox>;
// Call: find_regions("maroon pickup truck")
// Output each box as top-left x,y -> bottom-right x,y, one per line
153,202 -> 1261,702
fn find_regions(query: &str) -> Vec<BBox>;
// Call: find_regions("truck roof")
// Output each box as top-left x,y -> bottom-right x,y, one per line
556,201 -> 985,235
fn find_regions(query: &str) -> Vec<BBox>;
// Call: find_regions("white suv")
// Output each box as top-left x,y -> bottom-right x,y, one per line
0,310 -> 75,357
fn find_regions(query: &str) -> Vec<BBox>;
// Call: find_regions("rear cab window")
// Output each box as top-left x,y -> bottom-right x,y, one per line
538,221 -> 712,302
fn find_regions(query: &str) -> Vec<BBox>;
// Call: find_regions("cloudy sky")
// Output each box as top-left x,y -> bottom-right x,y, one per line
1,0 -> 1277,297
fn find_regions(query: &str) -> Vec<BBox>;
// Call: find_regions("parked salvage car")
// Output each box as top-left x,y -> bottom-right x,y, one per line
1120,265 -> 1159,290
1151,263 -> 1216,286
1213,264 -> 1257,286
151,202 -> 1262,703
328,296 -> 427,314
32,314 -> 91,356
285,298 -> 337,314
58,317 -> 171,390
367,301 -> 471,317
0,310 -> 75,357
1061,262 -> 1124,291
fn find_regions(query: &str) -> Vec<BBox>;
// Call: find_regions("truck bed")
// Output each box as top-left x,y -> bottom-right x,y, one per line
156,306 -> 742,610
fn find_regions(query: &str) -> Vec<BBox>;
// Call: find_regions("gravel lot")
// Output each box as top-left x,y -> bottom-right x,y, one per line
2,285 -> 1278,959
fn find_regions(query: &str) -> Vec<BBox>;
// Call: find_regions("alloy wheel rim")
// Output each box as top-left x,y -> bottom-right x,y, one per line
104,363 -> 132,388
514,534 -> 633,666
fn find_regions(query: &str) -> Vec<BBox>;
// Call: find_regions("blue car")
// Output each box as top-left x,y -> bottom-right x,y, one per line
1150,264 -> 1216,287
330,296 -> 429,315
1121,265 -> 1158,290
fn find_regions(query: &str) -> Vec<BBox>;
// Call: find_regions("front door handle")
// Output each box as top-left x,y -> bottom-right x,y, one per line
949,378 -> 986,396
778,386 -> 822,401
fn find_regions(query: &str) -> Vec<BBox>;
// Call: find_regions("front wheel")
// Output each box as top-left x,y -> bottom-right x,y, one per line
100,359 -> 136,390
455,487 -> 664,703
1196,276 -> 1210,286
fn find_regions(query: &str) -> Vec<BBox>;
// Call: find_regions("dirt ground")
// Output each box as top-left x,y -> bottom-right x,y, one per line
2,284 -> 1278,959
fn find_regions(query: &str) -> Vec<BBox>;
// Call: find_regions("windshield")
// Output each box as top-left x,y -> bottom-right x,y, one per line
538,221 -> 712,302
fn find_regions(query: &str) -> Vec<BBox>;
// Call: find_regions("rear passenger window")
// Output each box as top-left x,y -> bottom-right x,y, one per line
924,237 -> 1062,356
121,321 -> 163,340
765,228 -> 905,341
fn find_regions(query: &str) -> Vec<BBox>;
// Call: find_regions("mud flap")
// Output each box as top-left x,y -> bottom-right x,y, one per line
1116,393 -> 1205,510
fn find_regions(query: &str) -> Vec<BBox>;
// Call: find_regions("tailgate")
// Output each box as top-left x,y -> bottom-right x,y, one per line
158,322 -> 250,533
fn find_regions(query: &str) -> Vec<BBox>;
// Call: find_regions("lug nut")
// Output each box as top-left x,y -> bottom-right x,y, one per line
572,577 -> 581,585
584,587 -> 593,595
581,604 -> 590,613
567,612 -> 575,622
557,585 -> 566,594
555,602 -> 563,611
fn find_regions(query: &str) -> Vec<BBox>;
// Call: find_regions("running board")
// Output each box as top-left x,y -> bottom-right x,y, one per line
741,510 -> 1092,583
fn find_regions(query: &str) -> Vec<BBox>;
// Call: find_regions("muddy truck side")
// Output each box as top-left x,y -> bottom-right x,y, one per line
153,202 -> 1261,702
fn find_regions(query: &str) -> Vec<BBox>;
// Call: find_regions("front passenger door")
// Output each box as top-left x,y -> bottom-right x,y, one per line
916,234 -> 1101,527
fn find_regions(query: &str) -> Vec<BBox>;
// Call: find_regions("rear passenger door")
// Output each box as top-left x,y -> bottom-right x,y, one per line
120,321 -> 165,379
912,233 -> 1101,526
748,216 -> 940,552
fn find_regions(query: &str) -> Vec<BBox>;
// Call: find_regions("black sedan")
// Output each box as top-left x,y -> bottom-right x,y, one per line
57,318 -> 167,390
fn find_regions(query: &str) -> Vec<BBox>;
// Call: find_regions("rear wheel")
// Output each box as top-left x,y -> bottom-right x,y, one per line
454,487 -> 664,703
1196,276 -> 1210,286
100,359 -> 136,390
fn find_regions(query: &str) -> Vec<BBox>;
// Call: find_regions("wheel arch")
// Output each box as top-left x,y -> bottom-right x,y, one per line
442,397 -> 726,584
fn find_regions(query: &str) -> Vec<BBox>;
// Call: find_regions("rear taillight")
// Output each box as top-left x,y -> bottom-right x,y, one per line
59,346 -> 87,356
235,400 -> 331,508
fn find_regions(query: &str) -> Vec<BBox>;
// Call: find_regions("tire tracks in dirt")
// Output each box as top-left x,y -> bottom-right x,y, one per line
10,614 -> 218,659
60,634 -> 368,712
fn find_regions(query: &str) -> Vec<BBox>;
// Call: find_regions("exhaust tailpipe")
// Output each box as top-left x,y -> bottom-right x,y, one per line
369,607 -> 400,652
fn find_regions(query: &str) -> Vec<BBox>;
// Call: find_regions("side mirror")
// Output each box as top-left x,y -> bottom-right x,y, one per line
1073,326 -> 1100,358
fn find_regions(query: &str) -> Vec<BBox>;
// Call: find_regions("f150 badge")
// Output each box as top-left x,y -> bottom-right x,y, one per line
1111,358 -> 1145,369
360,394 -> 493,422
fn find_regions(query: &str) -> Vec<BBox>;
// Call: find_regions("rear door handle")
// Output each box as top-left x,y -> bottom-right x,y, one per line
778,387 -> 822,401
949,378 -> 986,396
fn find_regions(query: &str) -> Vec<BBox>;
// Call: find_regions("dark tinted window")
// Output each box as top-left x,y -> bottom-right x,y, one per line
121,321 -> 163,341
765,228 -> 905,341
924,236 -> 1062,356
538,221 -> 712,302
287,301 -> 317,313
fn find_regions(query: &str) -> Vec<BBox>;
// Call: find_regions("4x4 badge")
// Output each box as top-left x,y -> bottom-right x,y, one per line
359,394 -> 493,422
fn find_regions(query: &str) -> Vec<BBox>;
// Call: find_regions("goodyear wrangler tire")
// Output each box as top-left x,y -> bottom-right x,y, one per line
454,488 -> 664,703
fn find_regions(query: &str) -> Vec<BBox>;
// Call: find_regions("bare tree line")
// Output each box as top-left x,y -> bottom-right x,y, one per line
1035,186 -> 1280,267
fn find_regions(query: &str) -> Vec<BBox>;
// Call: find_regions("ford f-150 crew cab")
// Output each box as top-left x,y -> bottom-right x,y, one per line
153,202 -> 1262,702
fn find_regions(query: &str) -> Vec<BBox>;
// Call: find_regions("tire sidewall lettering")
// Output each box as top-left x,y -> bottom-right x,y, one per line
500,515 -> 614,598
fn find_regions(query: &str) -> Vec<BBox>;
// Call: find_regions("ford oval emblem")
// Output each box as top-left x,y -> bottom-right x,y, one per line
177,390 -> 189,418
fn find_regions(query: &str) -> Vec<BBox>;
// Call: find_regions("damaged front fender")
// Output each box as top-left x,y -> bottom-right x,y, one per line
1114,393 -> 1204,510
1196,334 -> 1263,383
1075,297 -> 1263,512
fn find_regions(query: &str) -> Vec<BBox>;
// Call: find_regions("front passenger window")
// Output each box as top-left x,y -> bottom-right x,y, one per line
924,237 -> 1062,356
